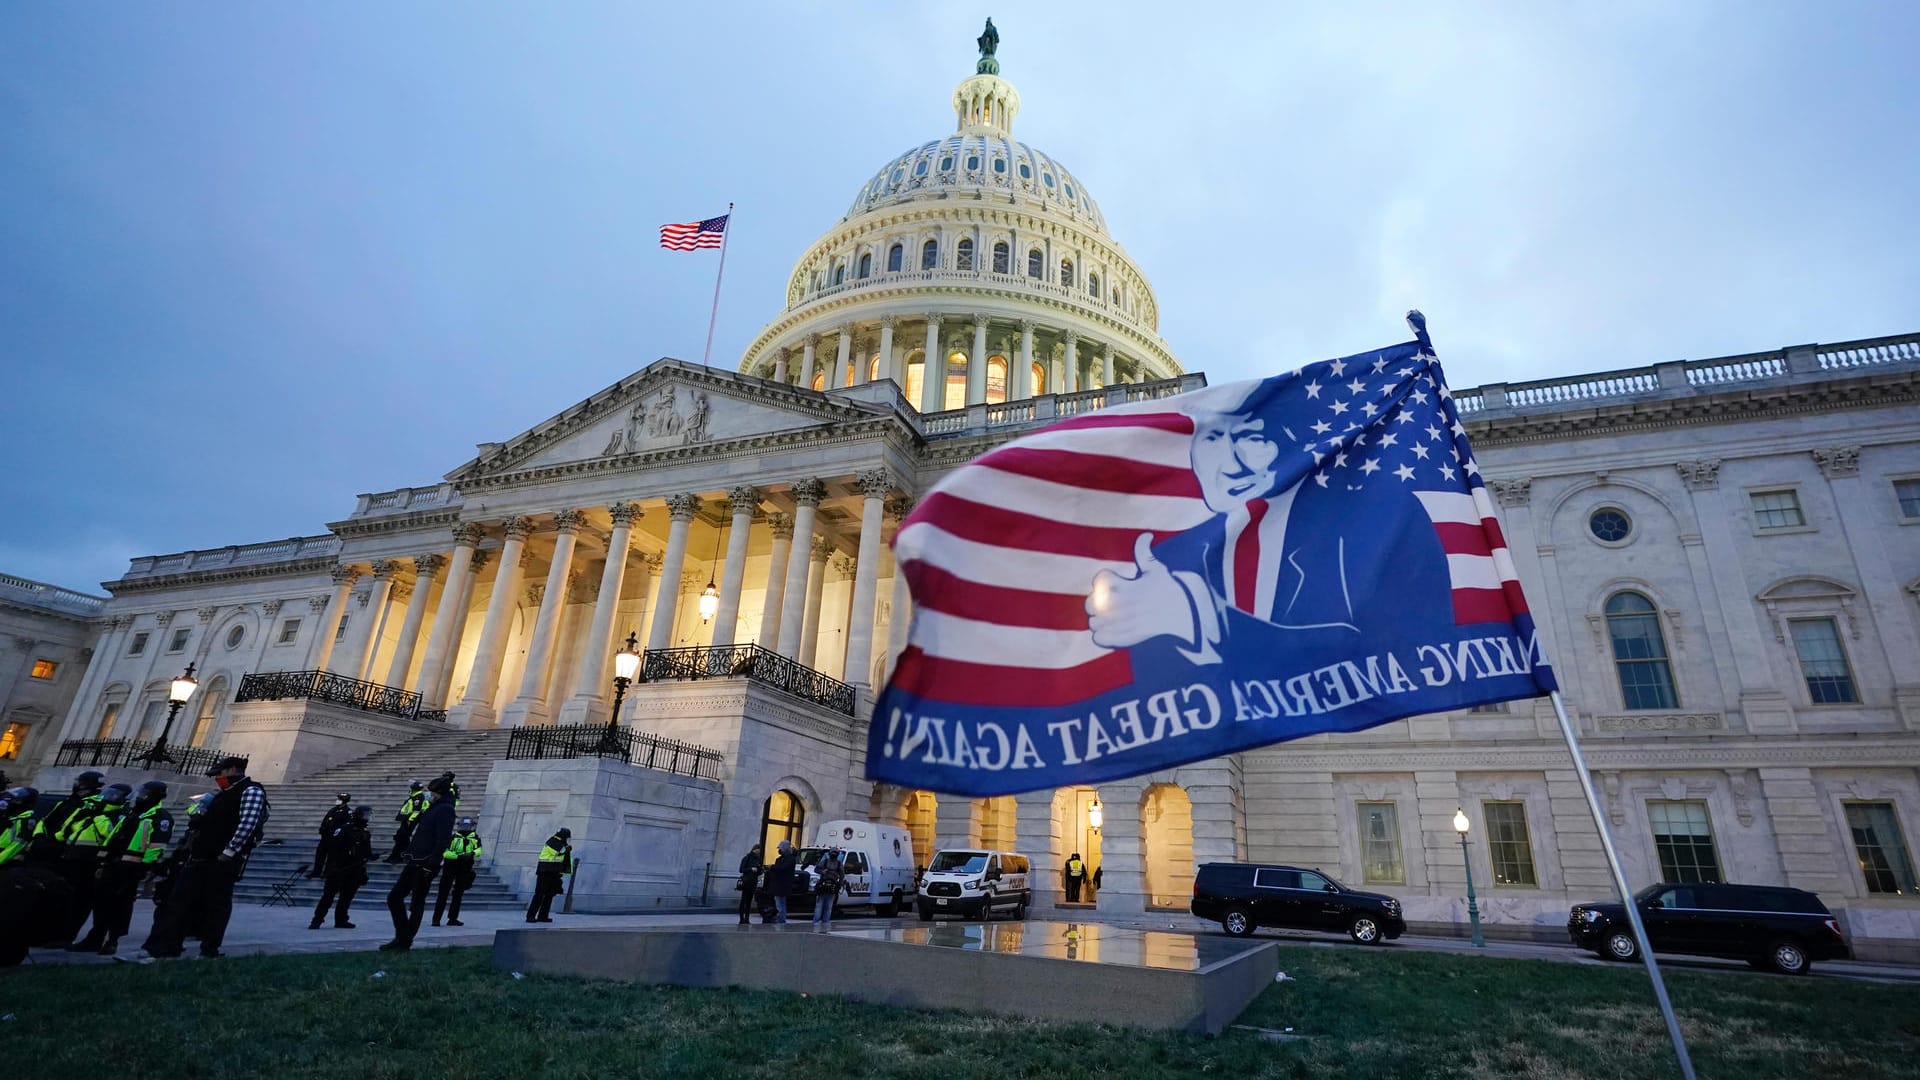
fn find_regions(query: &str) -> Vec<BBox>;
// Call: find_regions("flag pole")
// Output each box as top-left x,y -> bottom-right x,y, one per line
1547,688 -> 1695,1079
700,202 -> 734,369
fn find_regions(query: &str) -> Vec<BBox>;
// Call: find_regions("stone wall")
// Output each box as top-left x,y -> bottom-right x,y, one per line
218,699 -> 427,784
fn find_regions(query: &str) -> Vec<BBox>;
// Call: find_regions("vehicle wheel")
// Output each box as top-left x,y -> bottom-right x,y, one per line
917,904 -> 932,922
974,891 -> 993,921
1602,930 -> 1640,962
1015,895 -> 1029,920
1221,907 -> 1255,938
1348,915 -> 1383,945
1765,940 -> 1810,976
881,888 -> 904,918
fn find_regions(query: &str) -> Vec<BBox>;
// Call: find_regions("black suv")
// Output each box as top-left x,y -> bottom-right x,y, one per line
1191,862 -> 1405,944
1568,882 -> 1850,975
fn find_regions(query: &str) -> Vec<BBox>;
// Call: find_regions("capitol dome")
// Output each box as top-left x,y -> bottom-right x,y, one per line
737,22 -> 1181,414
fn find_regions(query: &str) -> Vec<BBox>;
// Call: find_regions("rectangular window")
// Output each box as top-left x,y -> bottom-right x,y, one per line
128,632 -> 149,656
30,659 -> 57,680
335,615 -> 350,642
1896,478 -> 1920,520
1750,489 -> 1805,529
1790,618 -> 1858,704
1845,802 -> 1917,895
1253,867 -> 1300,890
1482,801 -> 1538,886
0,722 -> 26,760
1648,800 -> 1721,884
167,627 -> 191,653
1469,702 -> 1508,714
277,618 -> 302,645
1357,802 -> 1405,884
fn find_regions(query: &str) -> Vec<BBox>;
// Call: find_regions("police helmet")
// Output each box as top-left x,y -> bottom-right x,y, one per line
188,792 -> 216,814
337,792 -> 352,803
3,785 -> 38,811
74,770 -> 105,793
457,817 -> 476,832
555,827 -> 571,840
99,782 -> 133,806
135,780 -> 169,805
408,779 -> 423,791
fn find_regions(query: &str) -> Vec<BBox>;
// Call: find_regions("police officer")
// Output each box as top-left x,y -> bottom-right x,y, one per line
437,771 -> 462,809
150,792 -> 214,918
0,786 -> 39,867
73,780 -> 172,955
311,792 -> 352,878
380,776 -> 454,952
432,817 -> 482,927
27,770 -> 104,863
310,804 -> 374,930
1064,852 -> 1088,902
525,827 -> 573,923
55,781 -> 130,941
386,780 -> 428,863
139,756 -> 268,960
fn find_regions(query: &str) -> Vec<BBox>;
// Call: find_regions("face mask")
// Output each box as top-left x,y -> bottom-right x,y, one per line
214,775 -> 235,790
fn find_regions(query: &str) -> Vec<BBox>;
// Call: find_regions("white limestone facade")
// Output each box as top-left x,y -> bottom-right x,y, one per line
0,573 -> 104,772
28,33 -> 1920,957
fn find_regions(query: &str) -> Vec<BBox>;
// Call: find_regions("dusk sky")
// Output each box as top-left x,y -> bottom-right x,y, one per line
3,4 -> 1916,594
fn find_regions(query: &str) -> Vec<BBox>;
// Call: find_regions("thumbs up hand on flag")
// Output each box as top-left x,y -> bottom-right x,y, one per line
1086,532 -> 1204,652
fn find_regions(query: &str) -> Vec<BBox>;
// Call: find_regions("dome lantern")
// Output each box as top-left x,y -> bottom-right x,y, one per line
953,19 -> 1018,136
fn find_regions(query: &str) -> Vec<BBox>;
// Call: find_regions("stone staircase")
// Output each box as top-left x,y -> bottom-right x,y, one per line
230,728 -> 524,911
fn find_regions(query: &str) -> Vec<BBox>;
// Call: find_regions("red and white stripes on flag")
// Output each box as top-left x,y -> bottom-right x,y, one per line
890,408 -> 1215,709
1413,487 -> 1531,625
659,214 -> 728,251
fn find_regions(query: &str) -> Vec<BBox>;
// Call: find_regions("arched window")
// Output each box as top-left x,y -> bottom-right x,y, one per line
992,241 -> 1010,274
887,244 -> 903,272
1606,592 -> 1678,710
903,350 -> 926,406
1059,259 -> 1074,287
760,790 -> 807,856
867,354 -> 884,382
832,263 -> 846,286
921,239 -> 938,270
1088,272 -> 1100,297
811,371 -> 826,392
956,238 -> 974,271
190,675 -> 228,747
857,252 -> 872,279
986,356 -> 1009,403
944,350 -> 968,410
1031,361 -> 1047,397
1028,248 -> 1044,279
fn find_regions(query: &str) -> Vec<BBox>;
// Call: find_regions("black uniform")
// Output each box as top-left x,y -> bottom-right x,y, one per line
525,832 -> 573,923
141,774 -> 268,958
310,818 -> 373,929
312,801 -> 352,878
383,795 -> 454,950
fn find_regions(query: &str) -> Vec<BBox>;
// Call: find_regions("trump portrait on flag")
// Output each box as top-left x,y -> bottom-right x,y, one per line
869,314 -> 1559,798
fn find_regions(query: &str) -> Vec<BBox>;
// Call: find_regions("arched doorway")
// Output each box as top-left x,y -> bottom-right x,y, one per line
1057,786 -> 1103,904
760,789 -> 807,855
907,790 -> 938,872
1142,784 -> 1195,908
985,356 -> 1009,403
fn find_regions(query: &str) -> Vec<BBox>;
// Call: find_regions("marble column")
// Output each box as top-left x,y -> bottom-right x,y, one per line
449,516 -> 533,727
710,487 -> 759,646
775,479 -> 824,657
919,314 -> 943,413
384,553 -> 444,689
829,553 -> 858,678
967,314 -> 990,405
799,538 -> 833,668
309,566 -> 360,672
842,469 -> 893,688
647,494 -> 701,650
417,524 -> 482,704
502,510 -> 584,726
876,316 -> 896,387
884,496 -> 916,673
1102,345 -> 1115,388
1016,319 -> 1035,399
1063,330 -> 1080,394
560,502 -> 639,725
772,349 -> 789,384
757,513 -> 794,649
340,561 -> 398,682
830,325 -> 851,390
799,335 -> 818,389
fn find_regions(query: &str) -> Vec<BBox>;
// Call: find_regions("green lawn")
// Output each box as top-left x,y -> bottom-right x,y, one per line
4,945 -> 1916,1079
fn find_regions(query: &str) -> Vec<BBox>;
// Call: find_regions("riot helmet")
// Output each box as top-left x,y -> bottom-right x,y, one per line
2,785 -> 38,813
73,770 -> 105,794
336,792 -> 352,804
457,817 -> 476,833
408,779 -> 423,792
134,780 -> 169,809
555,827 -> 571,840
99,782 -> 133,806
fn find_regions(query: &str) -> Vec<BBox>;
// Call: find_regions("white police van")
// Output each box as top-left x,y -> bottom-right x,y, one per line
917,848 -> 1031,921
798,819 -> 917,915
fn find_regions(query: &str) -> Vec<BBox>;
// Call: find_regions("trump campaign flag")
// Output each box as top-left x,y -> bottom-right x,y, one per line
867,313 -> 1558,797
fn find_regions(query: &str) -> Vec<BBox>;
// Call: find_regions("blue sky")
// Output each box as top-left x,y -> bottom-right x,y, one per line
3,4 -> 1916,593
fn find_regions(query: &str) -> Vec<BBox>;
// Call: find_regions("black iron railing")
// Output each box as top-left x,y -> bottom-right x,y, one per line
55,739 -> 246,778
234,670 -> 441,722
504,723 -> 724,780
639,644 -> 856,716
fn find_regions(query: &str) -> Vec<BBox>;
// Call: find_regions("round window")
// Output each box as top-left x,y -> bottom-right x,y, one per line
225,625 -> 245,650
1588,508 -> 1632,543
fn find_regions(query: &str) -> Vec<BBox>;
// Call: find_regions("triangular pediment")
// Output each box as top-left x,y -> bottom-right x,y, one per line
446,359 -> 896,481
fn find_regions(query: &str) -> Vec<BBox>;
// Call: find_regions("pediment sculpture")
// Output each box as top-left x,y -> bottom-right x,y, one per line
601,386 -> 713,456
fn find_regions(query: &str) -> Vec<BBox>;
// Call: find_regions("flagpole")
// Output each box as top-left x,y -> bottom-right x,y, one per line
1548,696 -> 1695,1077
700,202 -> 734,369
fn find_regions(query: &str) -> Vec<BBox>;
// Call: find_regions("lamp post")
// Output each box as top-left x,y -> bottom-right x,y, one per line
1453,806 -> 1485,948
596,632 -> 642,756
140,663 -> 199,767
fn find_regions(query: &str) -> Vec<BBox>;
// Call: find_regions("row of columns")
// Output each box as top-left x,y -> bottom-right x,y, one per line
768,315 -> 1135,412
310,476 -> 915,729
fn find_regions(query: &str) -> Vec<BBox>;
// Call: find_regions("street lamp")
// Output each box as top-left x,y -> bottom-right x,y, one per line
1453,806 -> 1485,948
140,663 -> 199,767
1087,798 -> 1104,831
597,631 -> 641,755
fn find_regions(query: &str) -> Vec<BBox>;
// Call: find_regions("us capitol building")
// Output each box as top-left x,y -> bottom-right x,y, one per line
14,30 -> 1920,958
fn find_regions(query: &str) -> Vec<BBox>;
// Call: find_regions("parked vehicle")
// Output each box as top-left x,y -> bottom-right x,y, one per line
794,819 -> 917,915
917,849 -> 1031,921
1568,882 -> 1849,975
1190,862 -> 1405,944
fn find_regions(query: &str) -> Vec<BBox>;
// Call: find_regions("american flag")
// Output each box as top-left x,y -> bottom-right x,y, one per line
660,214 -> 729,251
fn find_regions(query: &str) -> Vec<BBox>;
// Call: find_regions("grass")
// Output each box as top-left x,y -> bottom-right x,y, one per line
1,944 -> 1916,1079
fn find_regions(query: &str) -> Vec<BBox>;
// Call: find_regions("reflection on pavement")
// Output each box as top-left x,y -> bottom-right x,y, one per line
827,921 -> 1261,972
